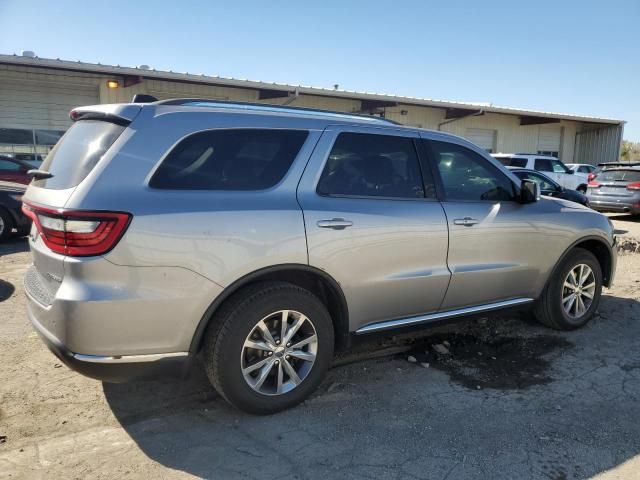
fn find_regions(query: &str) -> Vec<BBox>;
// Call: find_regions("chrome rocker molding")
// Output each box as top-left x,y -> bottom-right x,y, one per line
73,352 -> 189,364
355,297 -> 534,334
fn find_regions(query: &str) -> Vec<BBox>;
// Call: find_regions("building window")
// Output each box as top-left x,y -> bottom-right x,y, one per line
537,150 -> 559,158
0,127 -> 66,161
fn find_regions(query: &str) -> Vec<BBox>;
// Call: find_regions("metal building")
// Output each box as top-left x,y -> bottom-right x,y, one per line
0,53 -> 625,163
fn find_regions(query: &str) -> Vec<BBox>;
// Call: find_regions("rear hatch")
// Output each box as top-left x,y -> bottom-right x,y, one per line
589,169 -> 640,198
22,104 -> 140,306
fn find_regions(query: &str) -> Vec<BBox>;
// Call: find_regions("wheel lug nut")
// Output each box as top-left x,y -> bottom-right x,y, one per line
285,355 -> 290,360
276,340 -> 280,345
268,352 -> 273,356
275,360 -> 279,364
286,342 -> 291,347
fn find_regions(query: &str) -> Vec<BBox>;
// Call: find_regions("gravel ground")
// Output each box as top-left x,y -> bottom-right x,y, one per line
0,216 -> 639,480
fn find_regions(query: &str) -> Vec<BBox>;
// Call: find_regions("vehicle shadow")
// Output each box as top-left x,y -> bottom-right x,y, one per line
103,293 -> 640,479
0,236 -> 29,256
0,279 -> 15,301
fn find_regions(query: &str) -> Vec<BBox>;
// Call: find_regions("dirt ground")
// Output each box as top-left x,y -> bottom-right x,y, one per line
0,216 -> 639,480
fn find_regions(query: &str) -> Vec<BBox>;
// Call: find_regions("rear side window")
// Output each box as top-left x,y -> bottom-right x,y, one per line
150,129 -> 308,190
33,121 -> 125,190
316,132 -> 429,199
496,157 -> 527,168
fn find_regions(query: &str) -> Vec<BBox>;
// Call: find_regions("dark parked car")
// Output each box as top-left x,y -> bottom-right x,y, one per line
0,181 -> 31,241
507,168 -> 590,206
0,155 -> 38,185
587,167 -> 640,215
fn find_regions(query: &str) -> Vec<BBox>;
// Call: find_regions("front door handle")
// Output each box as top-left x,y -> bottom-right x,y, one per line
317,218 -> 353,230
453,217 -> 479,227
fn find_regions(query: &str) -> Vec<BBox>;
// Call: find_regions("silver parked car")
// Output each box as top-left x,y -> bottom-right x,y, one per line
23,99 -> 617,414
587,167 -> 640,215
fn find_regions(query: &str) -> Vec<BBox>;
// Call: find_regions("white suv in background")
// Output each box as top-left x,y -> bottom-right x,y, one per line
492,154 -> 588,192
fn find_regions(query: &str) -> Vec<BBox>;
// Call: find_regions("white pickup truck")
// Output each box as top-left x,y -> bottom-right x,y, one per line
492,153 -> 589,192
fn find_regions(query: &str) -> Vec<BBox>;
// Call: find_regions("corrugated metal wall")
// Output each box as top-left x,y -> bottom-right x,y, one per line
574,124 -> 624,164
0,64 -> 100,129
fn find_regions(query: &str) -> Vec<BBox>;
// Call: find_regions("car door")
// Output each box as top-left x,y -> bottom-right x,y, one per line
297,125 -> 450,332
423,136 -> 548,310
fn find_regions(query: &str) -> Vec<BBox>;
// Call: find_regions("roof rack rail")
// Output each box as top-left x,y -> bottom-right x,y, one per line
154,98 -> 401,125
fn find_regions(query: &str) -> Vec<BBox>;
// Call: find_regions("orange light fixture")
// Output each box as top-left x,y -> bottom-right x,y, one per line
107,80 -> 119,89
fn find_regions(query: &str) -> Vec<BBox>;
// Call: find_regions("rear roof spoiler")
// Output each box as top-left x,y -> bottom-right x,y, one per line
69,104 -> 143,125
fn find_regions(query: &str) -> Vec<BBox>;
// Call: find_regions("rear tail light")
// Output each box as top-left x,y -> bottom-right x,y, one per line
587,173 -> 596,182
627,182 -> 640,191
588,181 -> 601,188
22,203 -> 131,256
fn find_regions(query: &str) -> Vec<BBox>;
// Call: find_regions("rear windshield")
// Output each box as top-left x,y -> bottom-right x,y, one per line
33,120 -> 125,190
495,157 -> 527,168
597,170 -> 640,183
150,129 -> 308,190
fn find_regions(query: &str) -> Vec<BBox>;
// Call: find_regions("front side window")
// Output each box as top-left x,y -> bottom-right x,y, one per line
534,158 -> 553,172
551,160 -> 570,173
317,132 -> 429,199
430,141 -> 516,202
515,171 -> 557,191
150,129 -> 308,190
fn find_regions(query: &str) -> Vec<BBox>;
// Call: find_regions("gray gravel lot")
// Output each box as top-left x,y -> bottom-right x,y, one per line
0,215 -> 639,480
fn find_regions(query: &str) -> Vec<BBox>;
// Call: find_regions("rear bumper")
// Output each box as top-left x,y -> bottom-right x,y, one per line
29,305 -> 191,382
588,199 -> 640,214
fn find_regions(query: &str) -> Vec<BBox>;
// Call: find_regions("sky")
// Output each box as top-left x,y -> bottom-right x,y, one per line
1,0 -> 639,141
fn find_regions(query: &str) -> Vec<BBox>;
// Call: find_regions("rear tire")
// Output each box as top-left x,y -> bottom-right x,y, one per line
534,248 -> 603,330
203,282 -> 334,414
0,208 -> 14,242
15,224 -> 31,237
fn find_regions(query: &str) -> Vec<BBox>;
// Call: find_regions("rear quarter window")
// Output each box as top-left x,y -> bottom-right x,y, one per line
33,120 -> 125,190
150,129 -> 308,190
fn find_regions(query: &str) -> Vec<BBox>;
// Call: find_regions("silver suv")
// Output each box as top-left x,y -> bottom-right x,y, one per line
23,99 -> 617,414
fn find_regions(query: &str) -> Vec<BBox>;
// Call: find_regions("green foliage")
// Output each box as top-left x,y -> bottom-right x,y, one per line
621,140 -> 640,161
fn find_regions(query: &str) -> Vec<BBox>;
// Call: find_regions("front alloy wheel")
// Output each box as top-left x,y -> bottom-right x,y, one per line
561,264 -> 596,319
534,247 -> 603,330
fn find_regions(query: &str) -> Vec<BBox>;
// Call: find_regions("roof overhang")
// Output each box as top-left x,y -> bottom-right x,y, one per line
0,54 -> 625,127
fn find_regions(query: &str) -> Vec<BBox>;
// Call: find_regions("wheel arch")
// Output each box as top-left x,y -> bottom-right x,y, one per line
190,264 -> 350,353
550,235 -> 615,289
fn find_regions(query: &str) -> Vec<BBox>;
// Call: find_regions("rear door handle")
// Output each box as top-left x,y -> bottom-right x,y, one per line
317,218 -> 353,230
453,217 -> 479,227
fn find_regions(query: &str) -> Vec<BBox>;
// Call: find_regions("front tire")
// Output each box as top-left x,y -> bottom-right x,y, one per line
534,248 -> 603,330
203,282 -> 334,414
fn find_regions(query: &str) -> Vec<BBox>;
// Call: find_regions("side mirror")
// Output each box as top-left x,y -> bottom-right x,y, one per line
520,179 -> 540,203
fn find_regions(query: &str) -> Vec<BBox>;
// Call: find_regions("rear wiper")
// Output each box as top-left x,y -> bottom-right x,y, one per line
27,169 -> 54,180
